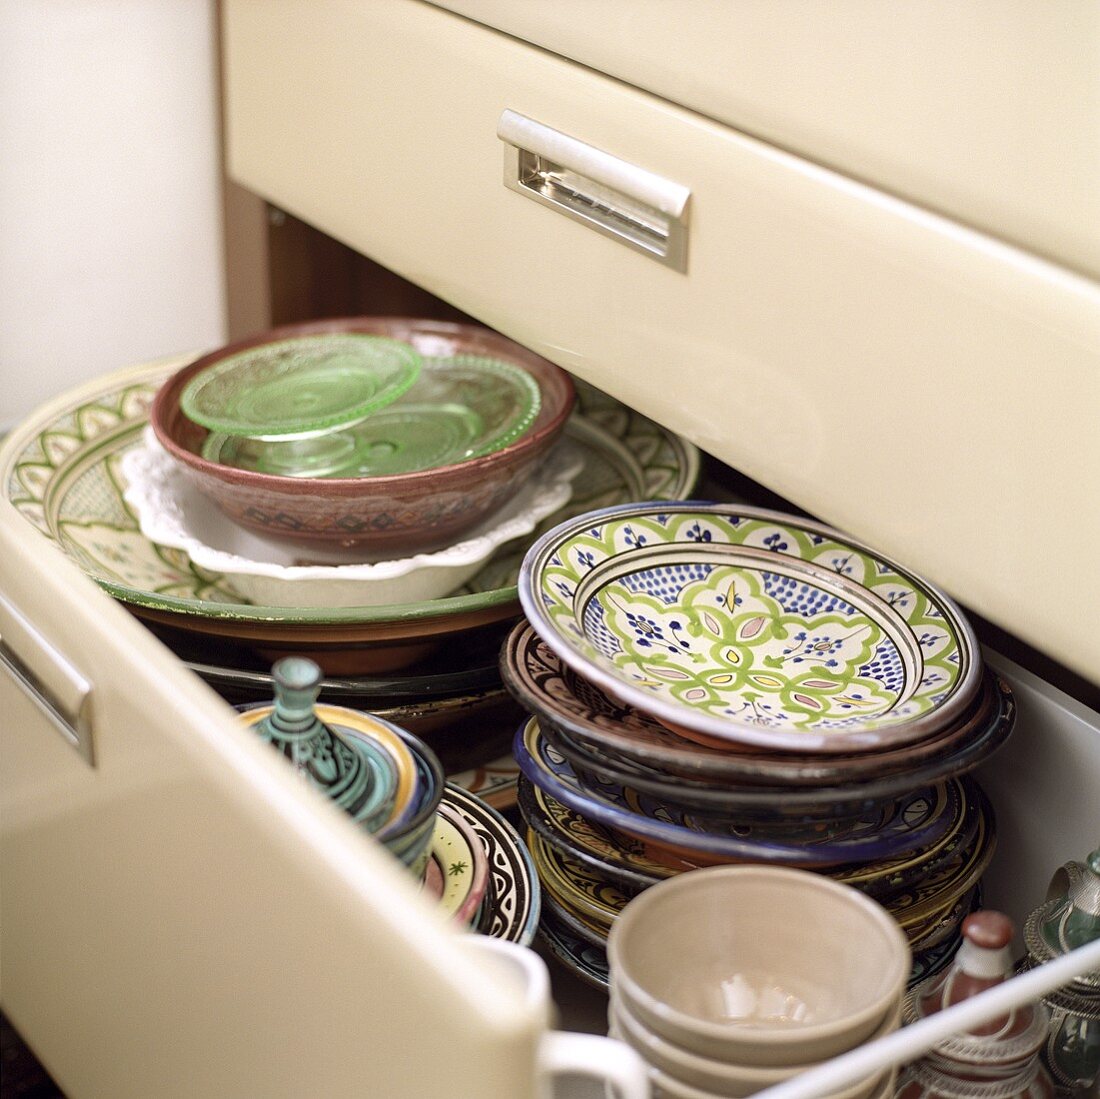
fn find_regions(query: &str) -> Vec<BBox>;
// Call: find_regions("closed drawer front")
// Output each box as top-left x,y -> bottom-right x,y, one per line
430,0 -> 1100,279
223,0 -> 1100,684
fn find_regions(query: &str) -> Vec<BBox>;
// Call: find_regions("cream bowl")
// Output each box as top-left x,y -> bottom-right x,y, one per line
606,865 -> 910,1066
610,993 -> 900,1097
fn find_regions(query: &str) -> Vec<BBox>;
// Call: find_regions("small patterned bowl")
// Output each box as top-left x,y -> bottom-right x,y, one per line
151,317 -> 575,556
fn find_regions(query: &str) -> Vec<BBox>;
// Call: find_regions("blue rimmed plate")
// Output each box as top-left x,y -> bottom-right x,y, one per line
514,717 -> 963,867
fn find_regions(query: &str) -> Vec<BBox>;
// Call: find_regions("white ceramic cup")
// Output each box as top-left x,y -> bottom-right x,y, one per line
464,936 -> 650,1099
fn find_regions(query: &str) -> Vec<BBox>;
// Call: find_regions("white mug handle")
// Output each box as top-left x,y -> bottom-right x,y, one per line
462,937 -> 649,1097
537,1030 -> 650,1099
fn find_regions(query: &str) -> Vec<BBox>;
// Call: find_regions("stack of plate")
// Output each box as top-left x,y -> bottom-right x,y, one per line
505,502 -> 1014,990
422,783 -> 542,944
0,330 -> 700,792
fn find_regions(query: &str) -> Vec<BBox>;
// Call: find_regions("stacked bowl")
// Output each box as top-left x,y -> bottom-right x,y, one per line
505,502 -> 1014,989
606,866 -> 911,1099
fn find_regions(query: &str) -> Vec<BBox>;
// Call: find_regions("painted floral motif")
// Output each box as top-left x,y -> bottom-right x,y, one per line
591,565 -> 900,729
531,508 -> 970,741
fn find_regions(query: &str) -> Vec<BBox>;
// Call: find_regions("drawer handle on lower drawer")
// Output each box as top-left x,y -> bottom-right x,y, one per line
497,109 -> 690,272
0,591 -> 94,765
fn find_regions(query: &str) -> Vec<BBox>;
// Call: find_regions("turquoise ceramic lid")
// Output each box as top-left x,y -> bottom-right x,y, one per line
180,332 -> 422,439
200,353 -> 542,478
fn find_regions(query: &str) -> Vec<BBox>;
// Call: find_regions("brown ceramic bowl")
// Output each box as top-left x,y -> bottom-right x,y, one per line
150,317 -> 575,556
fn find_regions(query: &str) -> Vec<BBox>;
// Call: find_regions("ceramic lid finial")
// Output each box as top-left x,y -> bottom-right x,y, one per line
254,657 -> 376,819
909,909 -> 1050,1066
962,911 -> 1015,953
270,657 -> 324,730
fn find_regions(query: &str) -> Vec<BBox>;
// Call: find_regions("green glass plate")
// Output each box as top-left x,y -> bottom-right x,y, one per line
201,354 -> 541,477
0,356 -> 699,628
180,332 -> 422,438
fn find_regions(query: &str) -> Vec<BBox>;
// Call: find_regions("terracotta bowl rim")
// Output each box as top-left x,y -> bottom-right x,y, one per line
150,316 -> 576,494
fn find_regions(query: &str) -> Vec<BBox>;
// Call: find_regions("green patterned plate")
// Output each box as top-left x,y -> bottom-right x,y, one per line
519,502 -> 981,753
0,359 -> 699,637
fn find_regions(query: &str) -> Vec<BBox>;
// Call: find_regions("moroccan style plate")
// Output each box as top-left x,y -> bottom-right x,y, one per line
538,891 -> 610,949
519,502 -> 981,753
440,784 -> 540,946
528,830 -> 633,932
518,776 -> 671,893
503,622 -> 1012,787
908,929 -> 963,990
515,718 -> 962,866
538,907 -> 611,991
518,772 -> 986,907
421,800 -> 491,926
886,805 -> 994,930
0,361 -> 697,670
537,694 -> 1009,820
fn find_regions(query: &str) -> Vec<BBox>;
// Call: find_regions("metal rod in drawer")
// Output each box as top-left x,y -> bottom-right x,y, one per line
497,110 -> 690,272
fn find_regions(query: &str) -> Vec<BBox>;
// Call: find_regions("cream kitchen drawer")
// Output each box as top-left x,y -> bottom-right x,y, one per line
221,0 -> 1100,688
1,404 -> 1098,1099
0,510 -> 551,1098
430,1 -> 1100,279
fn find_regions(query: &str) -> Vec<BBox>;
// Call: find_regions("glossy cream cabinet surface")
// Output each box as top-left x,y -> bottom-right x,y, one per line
224,0 -> 1100,686
0,502 -> 547,1098
431,0 -> 1100,279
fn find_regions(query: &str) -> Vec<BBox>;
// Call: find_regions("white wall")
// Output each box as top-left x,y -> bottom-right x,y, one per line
0,1 -> 226,429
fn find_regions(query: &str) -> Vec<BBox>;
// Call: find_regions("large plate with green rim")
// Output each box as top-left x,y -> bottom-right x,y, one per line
518,501 -> 981,753
0,357 -> 699,667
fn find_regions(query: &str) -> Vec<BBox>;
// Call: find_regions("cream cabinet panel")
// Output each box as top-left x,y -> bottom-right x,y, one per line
0,503 -> 546,1098
224,0 -> 1100,684
432,0 -> 1100,278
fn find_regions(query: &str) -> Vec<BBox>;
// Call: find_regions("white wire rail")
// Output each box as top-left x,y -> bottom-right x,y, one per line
754,938 -> 1100,1099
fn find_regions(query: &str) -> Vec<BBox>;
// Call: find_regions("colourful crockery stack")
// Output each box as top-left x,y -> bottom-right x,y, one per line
507,502 -> 1016,989
0,319 -> 703,830
151,317 -> 575,558
1019,851 -> 1100,1095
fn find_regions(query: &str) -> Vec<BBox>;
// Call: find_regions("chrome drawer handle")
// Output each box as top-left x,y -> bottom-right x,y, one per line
0,591 -> 94,765
497,110 -> 691,272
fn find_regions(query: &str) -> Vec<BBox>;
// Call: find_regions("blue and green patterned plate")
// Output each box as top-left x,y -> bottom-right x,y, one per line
519,502 -> 981,754
515,718 -> 963,866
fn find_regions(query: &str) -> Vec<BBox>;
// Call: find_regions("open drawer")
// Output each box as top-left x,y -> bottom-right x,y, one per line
0,506 -> 562,1098
1,376 -> 1098,1098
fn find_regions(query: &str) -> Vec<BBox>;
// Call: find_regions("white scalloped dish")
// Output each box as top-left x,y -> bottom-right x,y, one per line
122,428 -> 580,607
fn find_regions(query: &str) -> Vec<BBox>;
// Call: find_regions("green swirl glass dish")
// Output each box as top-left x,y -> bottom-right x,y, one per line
200,354 -> 541,477
180,332 -> 422,438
